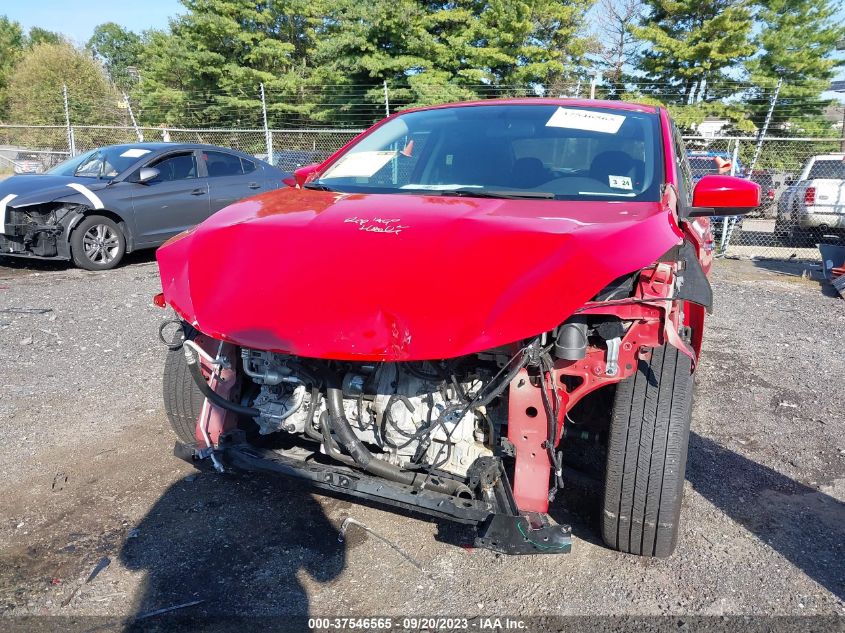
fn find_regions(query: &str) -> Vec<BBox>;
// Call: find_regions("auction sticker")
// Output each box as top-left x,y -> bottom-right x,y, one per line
608,175 -> 633,190
120,148 -> 152,158
545,107 -> 625,134
323,151 -> 396,178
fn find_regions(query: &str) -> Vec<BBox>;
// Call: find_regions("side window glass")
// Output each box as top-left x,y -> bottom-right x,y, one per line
673,128 -> 693,206
203,151 -> 244,177
241,158 -> 257,174
149,153 -> 197,182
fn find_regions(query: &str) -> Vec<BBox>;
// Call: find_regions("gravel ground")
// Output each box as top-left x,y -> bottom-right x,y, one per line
0,253 -> 843,627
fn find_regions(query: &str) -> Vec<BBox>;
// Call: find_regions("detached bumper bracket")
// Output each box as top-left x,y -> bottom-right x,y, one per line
174,431 -> 572,556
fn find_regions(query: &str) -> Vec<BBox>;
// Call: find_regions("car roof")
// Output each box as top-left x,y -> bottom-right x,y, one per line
96,142 -> 253,152
398,97 -> 659,116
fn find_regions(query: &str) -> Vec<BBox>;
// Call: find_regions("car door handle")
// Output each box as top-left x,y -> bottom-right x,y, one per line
248,182 -> 261,189
190,188 -> 205,196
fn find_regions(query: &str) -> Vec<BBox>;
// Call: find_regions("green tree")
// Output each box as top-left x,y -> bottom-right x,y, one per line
88,23 -> 144,92
317,0 -> 594,117
6,42 -> 124,126
0,16 -> 26,120
744,0 -> 845,134
27,27 -> 64,47
633,0 -> 755,103
137,0 -> 328,127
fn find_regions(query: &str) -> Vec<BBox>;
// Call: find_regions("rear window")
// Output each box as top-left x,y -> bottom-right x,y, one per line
204,151 -> 244,177
807,159 -> 845,180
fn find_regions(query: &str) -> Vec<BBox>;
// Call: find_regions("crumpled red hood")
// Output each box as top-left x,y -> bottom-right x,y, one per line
157,188 -> 682,360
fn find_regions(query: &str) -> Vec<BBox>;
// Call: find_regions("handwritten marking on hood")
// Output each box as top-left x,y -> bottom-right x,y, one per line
344,216 -> 409,235
0,193 -> 18,234
66,183 -> 104,209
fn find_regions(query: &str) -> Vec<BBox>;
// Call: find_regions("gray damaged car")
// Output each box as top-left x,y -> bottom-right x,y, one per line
0,143 -> 292,270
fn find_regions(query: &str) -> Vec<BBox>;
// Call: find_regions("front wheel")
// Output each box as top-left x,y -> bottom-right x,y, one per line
163,344 -> 205,445
70,215 -> 126,270
601,345 -> 694,557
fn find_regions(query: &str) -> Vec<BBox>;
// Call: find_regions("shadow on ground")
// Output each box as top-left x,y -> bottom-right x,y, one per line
118,471 -> 345,631
0,250 -> 157,275
748,256 -> 841,298
550,432 -> 844,601
687,433 -> 843,600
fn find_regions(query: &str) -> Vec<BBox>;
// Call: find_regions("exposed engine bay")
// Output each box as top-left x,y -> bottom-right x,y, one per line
242,349 -> 510,478
0,203 -> 78,258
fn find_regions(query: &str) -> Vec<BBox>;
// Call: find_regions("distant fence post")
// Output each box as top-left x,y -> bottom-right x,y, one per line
748,77 -> 782,178
260,83 -> 273,165
383,80 -> 390,117
62,84 -> 76,156
124,93 -> 144,142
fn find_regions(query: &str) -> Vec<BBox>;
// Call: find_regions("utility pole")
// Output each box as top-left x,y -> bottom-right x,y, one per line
260,83 -> 273,165
589,72 -> 599,99
748,77 -> 782,178
62,84 -> 76,156
123,93 -> 143,142
383,80 -> 390,117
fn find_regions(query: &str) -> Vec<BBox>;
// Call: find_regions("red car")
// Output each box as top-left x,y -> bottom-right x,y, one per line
155,100 -> 759,557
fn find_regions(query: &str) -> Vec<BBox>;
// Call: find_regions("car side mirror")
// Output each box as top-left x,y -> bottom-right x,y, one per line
137,167 -> 160,184
293,163 -> 320,187
687,175 -> 761,218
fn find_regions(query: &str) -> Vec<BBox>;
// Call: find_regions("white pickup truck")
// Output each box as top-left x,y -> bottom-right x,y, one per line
776,153 -> 845,244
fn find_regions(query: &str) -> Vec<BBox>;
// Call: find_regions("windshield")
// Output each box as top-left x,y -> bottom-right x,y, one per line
312,104 -> 663,201
47,146 -> 153,179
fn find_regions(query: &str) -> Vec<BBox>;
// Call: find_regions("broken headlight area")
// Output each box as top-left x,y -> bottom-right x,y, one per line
1,203 -> 79,257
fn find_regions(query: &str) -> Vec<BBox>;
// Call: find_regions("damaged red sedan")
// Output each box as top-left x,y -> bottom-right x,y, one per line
155,100 -> 759,556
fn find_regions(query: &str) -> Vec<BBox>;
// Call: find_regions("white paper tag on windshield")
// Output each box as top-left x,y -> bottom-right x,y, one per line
545,107 -> 626,134
120,148 -> 151,158
609,175 -> 633,190
324,151 -> 396,178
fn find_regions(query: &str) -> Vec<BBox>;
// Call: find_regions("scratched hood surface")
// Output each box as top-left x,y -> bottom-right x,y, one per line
156,187 -> 683,360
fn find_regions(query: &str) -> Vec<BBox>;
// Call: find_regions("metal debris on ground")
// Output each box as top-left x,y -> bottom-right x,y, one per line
0,308 -> 53,315
134,599 -> 205,620
339,517 -> 430,576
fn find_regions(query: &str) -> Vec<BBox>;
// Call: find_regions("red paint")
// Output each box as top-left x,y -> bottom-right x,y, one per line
692,174 -> 761,210
193,335 -> 240,445
153,99 -> 743,510
507,369 -> 567,514
157,191 -> 684,361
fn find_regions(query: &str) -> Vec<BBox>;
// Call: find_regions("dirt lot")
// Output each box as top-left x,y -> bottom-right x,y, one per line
0,253 -> 842,628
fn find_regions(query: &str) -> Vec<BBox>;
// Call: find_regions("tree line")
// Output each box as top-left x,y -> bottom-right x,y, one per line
0,0 -> 842,135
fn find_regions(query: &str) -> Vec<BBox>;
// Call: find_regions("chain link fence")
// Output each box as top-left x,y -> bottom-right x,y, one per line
685,135 -> 844,260
1,123 -> 842,261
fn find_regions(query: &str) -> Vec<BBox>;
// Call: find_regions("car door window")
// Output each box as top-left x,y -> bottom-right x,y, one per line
148,152 -> 198,182
204,151 -> 244,177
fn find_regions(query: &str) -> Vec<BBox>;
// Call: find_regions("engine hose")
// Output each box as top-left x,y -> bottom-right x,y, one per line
183,345 -> 261,418
324,382 -> 471,497
319,412 -> 356,466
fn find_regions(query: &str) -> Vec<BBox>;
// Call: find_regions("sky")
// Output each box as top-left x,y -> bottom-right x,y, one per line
0,0 -> 183,45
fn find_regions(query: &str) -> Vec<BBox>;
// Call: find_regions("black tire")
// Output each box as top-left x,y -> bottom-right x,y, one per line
602,345 -> 693,558
163,345 -> 205,445
70,215 -> 126,270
